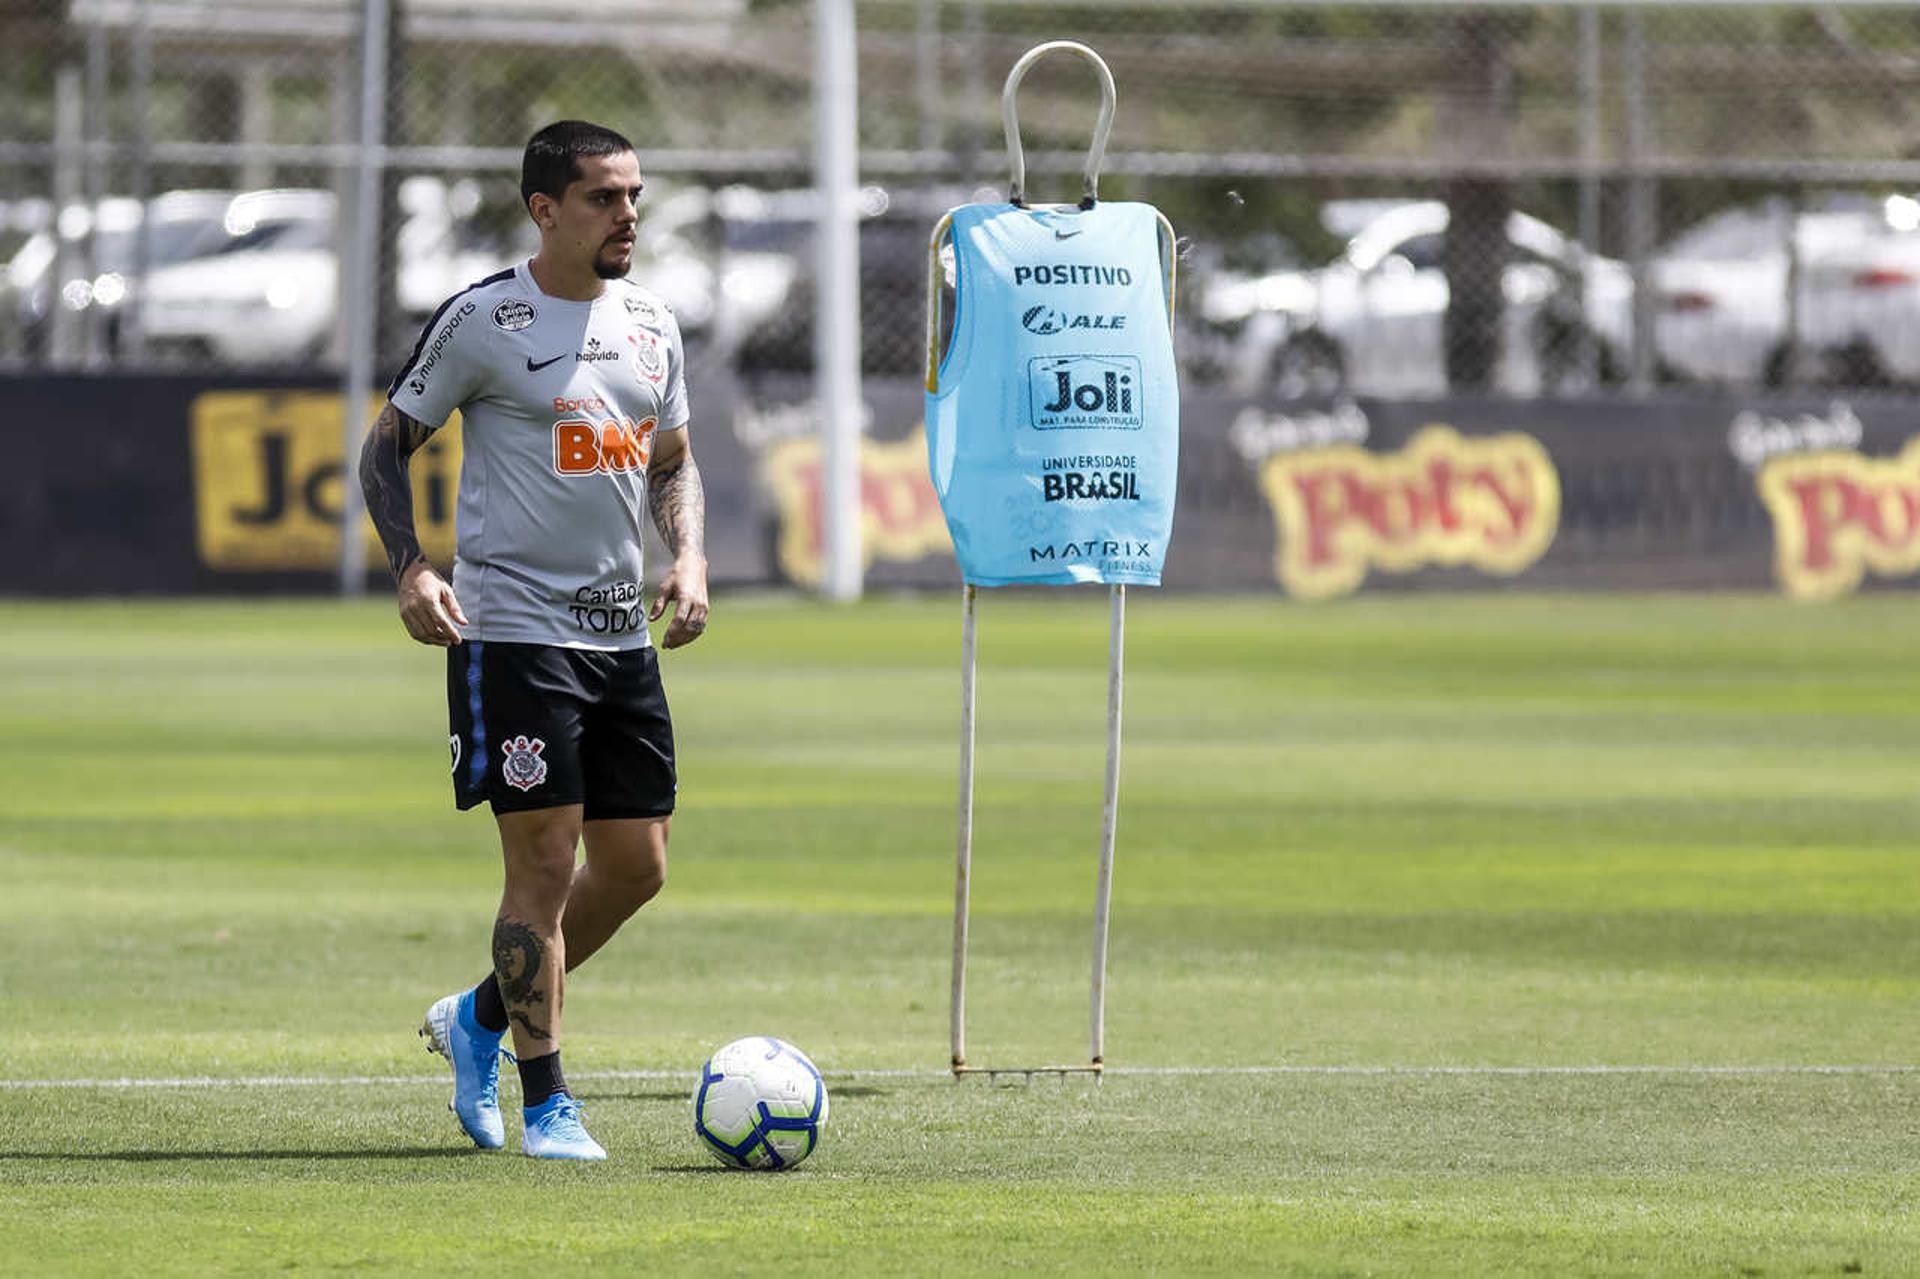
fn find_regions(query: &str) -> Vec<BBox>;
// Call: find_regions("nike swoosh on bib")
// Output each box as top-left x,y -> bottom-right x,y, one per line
526,354 -> 567,372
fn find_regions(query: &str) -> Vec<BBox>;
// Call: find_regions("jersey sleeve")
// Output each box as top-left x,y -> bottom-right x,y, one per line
658,307 -> 691,431
386,293 -> 487,428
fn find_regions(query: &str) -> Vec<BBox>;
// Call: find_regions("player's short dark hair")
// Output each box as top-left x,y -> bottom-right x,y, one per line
520,120 -> 636,213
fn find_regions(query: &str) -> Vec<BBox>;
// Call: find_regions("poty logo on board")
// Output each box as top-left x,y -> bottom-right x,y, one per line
763,426 -> 951,587
1028,355 -> 1142,431
1257,425 -> 1559,599
1757,437 -> 1920,599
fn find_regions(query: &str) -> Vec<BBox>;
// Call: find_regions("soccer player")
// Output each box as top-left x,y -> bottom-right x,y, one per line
358,120 -> 707,1161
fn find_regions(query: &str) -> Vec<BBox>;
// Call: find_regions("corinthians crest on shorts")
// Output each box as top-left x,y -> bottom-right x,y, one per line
500,734 -> 548,791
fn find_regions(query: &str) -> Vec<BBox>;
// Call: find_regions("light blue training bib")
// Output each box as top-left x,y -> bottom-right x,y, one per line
926,200 -> 1179,587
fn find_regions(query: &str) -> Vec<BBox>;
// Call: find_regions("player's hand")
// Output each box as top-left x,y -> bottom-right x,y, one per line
651,554 -> 710,649
396,560 -> 468,646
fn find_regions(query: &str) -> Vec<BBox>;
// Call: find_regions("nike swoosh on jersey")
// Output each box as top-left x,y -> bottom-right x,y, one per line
526,354 -> 567,372
1054,228 -> 1083,240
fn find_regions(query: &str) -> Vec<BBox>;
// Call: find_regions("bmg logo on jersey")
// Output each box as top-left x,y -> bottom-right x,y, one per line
1027,355 -> 1143,431
552,415 -> 658,476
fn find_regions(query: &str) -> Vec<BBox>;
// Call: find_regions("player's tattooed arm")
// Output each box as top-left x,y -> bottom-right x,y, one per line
647,453 -> 706,562
358,401 -> 438,580
359,401 -> 468,645
647,429 -> 711,649
491,915 -> 554,1043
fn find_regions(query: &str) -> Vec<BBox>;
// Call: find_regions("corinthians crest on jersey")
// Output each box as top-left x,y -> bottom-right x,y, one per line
630,329 -> 667,384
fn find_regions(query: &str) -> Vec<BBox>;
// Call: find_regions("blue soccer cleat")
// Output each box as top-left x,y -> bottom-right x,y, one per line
521,1093 -> 607,1161
419,990 -> 506,1150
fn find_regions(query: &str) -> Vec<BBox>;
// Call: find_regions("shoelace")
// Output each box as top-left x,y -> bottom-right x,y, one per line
467,1045 -> 510,1106
544,1098 -> 591,1137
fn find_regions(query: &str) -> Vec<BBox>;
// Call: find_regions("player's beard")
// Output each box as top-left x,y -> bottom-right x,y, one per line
595,240 -> 633,280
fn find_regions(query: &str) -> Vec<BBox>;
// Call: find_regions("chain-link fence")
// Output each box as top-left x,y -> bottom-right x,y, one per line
6,2 -> 1920,401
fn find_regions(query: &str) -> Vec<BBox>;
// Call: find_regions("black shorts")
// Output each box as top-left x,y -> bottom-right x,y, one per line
447,641 -> 676,819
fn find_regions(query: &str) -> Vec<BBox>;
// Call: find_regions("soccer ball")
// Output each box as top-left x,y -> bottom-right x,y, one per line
692,1037 -> 829,1170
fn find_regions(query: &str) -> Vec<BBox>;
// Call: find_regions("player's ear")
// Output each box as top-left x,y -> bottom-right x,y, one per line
528,192 -> 556,230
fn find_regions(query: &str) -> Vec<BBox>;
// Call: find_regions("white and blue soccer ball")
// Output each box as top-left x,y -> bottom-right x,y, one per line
692,1036 -> 829,1170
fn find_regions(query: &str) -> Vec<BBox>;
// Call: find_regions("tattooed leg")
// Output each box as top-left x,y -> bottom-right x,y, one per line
492,916 -> 557,1045
492,806 -> 581,1059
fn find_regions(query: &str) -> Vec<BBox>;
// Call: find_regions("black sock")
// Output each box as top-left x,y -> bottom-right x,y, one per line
518,1051 -> 568,1109
470,975 -> 508,1035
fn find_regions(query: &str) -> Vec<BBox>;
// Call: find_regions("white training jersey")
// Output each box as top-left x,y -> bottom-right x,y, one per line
388,261 -> 690,650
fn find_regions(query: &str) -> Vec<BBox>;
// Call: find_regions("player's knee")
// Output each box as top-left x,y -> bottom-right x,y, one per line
634,859 -> 666,906
608,855 -> 666,912
504,830 -> 579,908
530,854 -> 577,904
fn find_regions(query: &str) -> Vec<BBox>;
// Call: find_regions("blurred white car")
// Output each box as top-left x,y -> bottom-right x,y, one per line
642,183 -> 833,341
11,178 -> 804,368
393,177 -> 532,321
4,190 -> 234,355
1655,194 -> 1920,387
139,189 -> 338,364
144,182 -> 523,365
141,180 -> 537,365
1221,200 -> 1633,399
140,178 -> 788,366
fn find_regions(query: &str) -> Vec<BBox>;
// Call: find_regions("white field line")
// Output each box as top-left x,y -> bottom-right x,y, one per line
0,1064 -> 1916,1091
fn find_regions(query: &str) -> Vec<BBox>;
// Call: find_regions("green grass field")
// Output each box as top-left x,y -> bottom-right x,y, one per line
2,593 -> 1917,1276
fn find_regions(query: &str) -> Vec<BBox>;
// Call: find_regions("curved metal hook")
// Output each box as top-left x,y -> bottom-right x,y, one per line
1001,40 -> 1117,208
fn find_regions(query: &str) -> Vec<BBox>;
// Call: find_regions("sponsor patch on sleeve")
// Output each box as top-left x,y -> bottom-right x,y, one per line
492,298 -> 537,331
624,293 -> 669,330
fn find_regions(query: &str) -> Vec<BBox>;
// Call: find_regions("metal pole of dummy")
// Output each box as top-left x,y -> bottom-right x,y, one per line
944,41 -> 1129,1080
950,583 -> 978,1070
1089,584 -> 1124,1069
